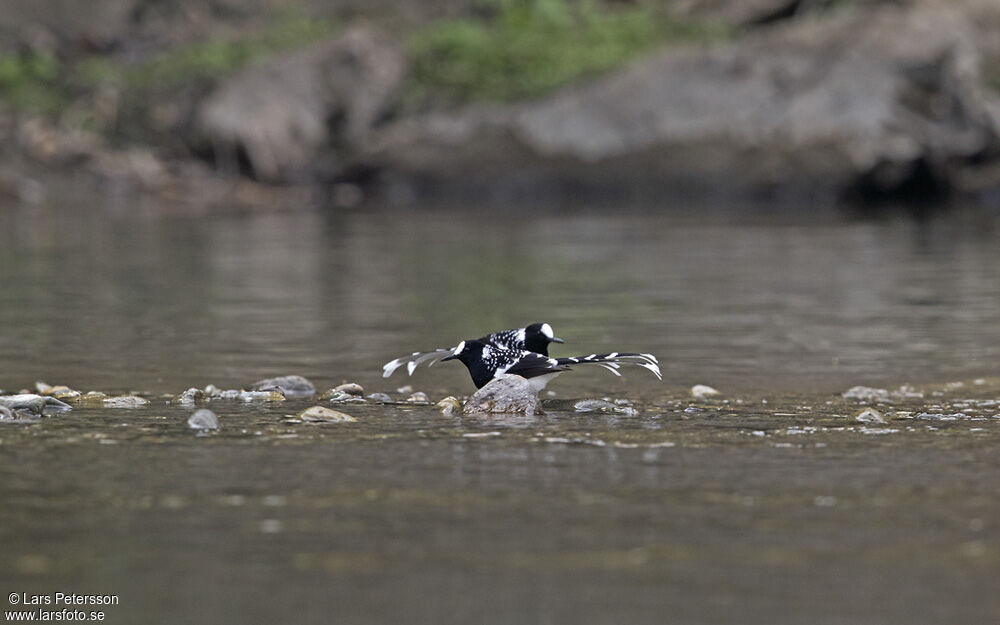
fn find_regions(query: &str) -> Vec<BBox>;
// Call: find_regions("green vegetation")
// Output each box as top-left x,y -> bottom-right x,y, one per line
0,13 -> 336,119
409,0 -> 729,101
0,51 -> 64,115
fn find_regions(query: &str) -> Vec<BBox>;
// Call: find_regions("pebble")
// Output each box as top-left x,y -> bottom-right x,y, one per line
176,387 -> 205,405
366,392 -> 392,403
35,381 -> 82,401
102,396 -> 150,409
187,409 -> 219,430
406,391 -> 430,404
691,384 -> 721,399
842,386 -> 891,403
238,391 -> 286,403
333,382 -> 364,397
855,408 -> 886,424
297,406 -> 356,423
0,394 -> 72,415
436,396 -> 462,416
573,399 -> 638,416
251,375 -> 314,397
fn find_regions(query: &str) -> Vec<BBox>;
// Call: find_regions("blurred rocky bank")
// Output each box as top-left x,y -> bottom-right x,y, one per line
1,0 -> 999,210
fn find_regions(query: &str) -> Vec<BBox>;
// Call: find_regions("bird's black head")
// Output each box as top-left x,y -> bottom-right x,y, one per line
440,339 -> 495,388
523,323 -> 564,355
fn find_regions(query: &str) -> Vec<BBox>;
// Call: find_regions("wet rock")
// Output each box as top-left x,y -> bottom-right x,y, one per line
573,399 -> 638,416
80,391 -> 109,407
177,387 -> 205,405
366,392 -> 393,403
691,385 -> 721,399
187,409 -> 219,431
102,396 -> 150,409
0,394 -> 71,415
333,382 -> 365,397
843,386 -> 892,403
0,405 -> 14,420
855,408 -> 886,425
463,375 -> 540,416
320,390 -> 361,403
436,396 -> 462,416
251,375 -> 315,398
297,406 -> 356,423
239,391 -> 286,403
35,380 -> 82,402
406,391 -> 430,404
197,26 -> 406,182
367,2 -> 1000,204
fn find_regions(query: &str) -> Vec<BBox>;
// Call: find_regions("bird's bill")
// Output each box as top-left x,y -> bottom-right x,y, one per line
550,336 -> 565,344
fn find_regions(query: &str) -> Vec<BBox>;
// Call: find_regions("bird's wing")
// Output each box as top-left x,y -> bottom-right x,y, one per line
503,353 -> 570,380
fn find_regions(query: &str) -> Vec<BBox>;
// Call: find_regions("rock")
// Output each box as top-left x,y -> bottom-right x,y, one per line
80,391 -> 109,407
320,390 -> 358,403
0,405 -> 13,420
405,391 -> 430,404
102,395 -> 150,409
333,382 -> 365,397
436,396 -> 462,416
366,392 -> 393,403
0,394 -> 71,415
463,375 -> 541,416
843,386 -> 892,403
35,380 -> 82,402
197,26 -> 406,182
251,375 -> 315,397
187,409 -> 219,431
297,406 -> 356,423
239,391 -> 286,403
855,408 -> 886,425
573,399 -> 638,416
691,384 -> 721,399
176,387 -> 205,405
367,2 -> 1000,205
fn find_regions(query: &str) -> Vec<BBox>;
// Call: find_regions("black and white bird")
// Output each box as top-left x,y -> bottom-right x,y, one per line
441,339 -> 662,391
382,322 -> 564,379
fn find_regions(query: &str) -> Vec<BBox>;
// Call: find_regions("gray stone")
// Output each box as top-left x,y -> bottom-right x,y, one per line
187,409 -> 219,431
251,375 -> 315,397
366,2 -> 1000,204
573,399 -> 638,416
297,405 -> 356,423
855,408 -> 886,425
366,392 -> 393,403
463,375 -> 541,416
197,26 -> 406,182
0,394 -> 71,415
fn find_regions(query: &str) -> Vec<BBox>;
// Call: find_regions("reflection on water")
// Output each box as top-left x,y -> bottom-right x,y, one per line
1,200 -> 998,394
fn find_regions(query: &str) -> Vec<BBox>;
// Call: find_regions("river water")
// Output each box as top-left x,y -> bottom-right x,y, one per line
1,198 -> 999,624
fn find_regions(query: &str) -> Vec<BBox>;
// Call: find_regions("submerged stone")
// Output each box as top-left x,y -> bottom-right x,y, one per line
239,391 -> 286,403
855,408 -> 886,424
0,394 -> 72,415
297,406 -> 356,423
333,382 -> 364,397
188,409 -> 219,430
366,392 -> 392,403
436,396 -> 462,416
251,375 -> 315,398
573,399 -> 638,416
406,391 -> 430,404
691,384 -> 721,399
463,375 -> 540,416
103,396 -> 150,409
177,387 -> 205,405
843,386 -> 892,403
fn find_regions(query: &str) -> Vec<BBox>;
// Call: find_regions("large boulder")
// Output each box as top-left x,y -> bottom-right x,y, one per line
462,374 -> 541,416
197,25 -> 406,182
366,1 -> 1000,204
